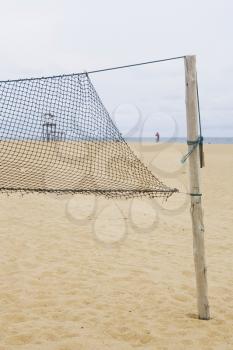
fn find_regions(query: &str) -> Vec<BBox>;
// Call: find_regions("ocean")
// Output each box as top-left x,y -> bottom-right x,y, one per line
126,137 -> 233,144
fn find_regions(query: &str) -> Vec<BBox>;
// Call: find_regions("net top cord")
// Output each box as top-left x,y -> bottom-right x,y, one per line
0,70 -> 178,199
0,56 -> 185,84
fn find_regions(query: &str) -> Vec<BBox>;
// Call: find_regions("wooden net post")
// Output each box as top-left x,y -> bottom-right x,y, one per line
184,55 -> 210,320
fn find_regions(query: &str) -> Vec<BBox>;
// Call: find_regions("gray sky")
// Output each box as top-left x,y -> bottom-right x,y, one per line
0,0 -> 232,137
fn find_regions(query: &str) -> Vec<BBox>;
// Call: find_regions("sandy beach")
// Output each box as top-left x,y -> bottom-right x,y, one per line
0,143 -> 233,350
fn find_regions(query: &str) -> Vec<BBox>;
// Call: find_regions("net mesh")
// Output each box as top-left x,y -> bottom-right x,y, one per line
0,73 -> 177,199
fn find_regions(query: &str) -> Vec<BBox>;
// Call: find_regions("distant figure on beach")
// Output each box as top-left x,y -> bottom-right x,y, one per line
155,131 -> 160,143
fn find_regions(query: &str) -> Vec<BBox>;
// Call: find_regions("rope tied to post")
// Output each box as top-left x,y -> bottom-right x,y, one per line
181,136 -> 203,164
181,70 -> 205,168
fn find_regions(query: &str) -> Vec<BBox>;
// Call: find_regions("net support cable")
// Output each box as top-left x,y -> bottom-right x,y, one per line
0,56 -> 185,84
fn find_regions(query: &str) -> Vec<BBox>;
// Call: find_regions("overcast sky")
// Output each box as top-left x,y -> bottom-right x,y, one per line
0,0 -> 232,137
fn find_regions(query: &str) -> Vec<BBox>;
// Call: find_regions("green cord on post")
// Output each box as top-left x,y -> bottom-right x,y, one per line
181,73 -> 205,168
181,136 -> 203,164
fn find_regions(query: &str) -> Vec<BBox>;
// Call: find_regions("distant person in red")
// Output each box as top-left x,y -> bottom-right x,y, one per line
155,131 -> 160,143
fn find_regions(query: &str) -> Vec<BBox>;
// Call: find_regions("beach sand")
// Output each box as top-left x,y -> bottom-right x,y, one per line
0,143 -> 232,349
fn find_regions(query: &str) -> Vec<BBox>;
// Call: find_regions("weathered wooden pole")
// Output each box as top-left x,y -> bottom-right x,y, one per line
184,55 -> 210,320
